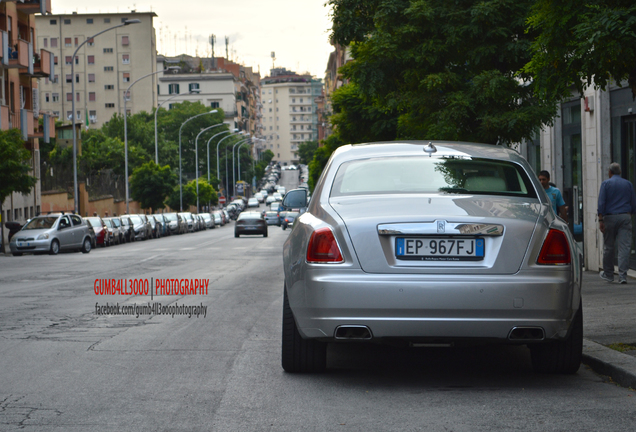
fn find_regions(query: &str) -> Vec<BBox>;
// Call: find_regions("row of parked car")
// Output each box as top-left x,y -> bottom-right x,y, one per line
7,209 -> 234,256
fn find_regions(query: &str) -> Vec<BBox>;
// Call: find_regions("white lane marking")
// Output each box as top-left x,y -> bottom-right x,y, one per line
179,248 -> 195,251
140,255 -> 159,263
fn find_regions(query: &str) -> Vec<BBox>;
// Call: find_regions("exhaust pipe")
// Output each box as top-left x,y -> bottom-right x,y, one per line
334,325 -> 372,340
508,327 -> 545,341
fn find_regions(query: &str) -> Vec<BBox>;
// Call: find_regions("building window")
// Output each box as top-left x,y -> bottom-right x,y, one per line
50,19 -> 57,25
87,38 -> 94,46
105,103 -> 115,108
45,93 -> 50,102
43,38 -> 48,48
189,83 -> 199,91
65,38 -> 71,47
104,85 -> 114,90
67,93 -> 72,102
89,110 -> 97,118
103,48 -> 113,53
168,83 -> 180,95
75,74 -> 80,83
52,75 -> 59,83
66,74 -> 72,83
292,98 -> 295,103
87,18 -> 93,24
123,72 -> 130,83
76,93 -> 80,102
104,66 -> 114,72
65,56 -> 72,65
51,38 -> 58,48
88,74 -> 95,82
64,19 -> 71,25
121,36 -> 129,46
53,56 -> 58,65
74,37 -> 79,46
87,55 -> 95,64
122,54 -> 130,64
89,92 -> 96,102
104,18 -> 111,24
52,93 -> 59,102
211,102 -> 220,108
53,111 -> 60,117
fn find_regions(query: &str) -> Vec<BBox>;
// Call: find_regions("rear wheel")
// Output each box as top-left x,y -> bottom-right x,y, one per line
263,230 -> 268,238
235,231 -> 239,238
281,287 -> 327,373
81,237 -> 92,254
12,253 -> 23,257
49,240 -> 60,255
530,301 -> 583,374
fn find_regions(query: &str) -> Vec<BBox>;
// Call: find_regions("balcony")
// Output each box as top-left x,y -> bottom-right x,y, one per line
0,105 -> 10,131
20,48 -> 52,78
7,39 -> 31,70
16,0 -> 52,15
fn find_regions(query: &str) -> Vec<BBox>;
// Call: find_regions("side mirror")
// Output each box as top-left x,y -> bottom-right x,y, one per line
281,188 -> 308,212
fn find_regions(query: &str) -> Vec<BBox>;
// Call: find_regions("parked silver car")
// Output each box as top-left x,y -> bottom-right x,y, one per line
10,213 -> 93,256
281,141 -> 583,374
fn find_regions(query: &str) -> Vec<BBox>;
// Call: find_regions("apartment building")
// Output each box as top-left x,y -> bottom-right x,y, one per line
1,0 -> 56,229
260,68 -> 323,163
35,11 -> 157,129
157,55 -> 262,140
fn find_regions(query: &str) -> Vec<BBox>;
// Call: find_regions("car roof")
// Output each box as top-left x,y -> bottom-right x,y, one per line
332,141 -> 523,164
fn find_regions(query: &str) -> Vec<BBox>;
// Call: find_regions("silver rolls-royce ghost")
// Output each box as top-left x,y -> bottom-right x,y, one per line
281,141 -> 582,374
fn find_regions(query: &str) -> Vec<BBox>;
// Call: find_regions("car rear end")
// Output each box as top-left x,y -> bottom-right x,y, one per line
283,142 -> 581,373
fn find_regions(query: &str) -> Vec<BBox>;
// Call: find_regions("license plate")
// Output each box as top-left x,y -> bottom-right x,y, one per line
396,237 -> 484,261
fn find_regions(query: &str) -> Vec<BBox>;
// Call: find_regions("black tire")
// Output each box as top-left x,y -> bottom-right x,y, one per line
81,237 -> 92,254
235,232 -> 239,238
282,225 -> 287,231
281,287 -> 327,373
12,253 -> 23,257
49,239 -> 60,255
530,301 -> 583,374
263,230 -> 268,238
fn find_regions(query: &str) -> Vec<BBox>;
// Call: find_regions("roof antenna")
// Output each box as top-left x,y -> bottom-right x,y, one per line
423,142 -> 437,157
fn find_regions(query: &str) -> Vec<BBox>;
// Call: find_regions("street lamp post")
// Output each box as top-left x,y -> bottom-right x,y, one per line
194,123 -> 226,213
237,140 -> 251,182
124,66 -> 180,215
232,134 -> 250,198
71,18 -> 141,214
154,89 -> 200,164
207,129 -> 231,182
178,110 -> 218,211
216,131 -> 242,197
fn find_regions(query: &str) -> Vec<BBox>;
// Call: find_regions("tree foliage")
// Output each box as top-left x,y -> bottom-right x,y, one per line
0,129 -> 38,204
525,0 -> 636,99
130,162 -> 177,212
297,141 -> 319,165
328,0 -> 557,145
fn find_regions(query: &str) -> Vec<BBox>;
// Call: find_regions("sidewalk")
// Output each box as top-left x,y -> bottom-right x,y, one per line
581,270 -> 636,388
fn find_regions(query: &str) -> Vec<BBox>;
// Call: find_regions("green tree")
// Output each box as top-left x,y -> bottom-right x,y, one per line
165,184 -> 196,211
308,135 -> 344,191
297,140 -> 319,165
0,129 -> 38,252
525,1 -> 636,100
130,162 -> 177,212
329,0 -> 557,144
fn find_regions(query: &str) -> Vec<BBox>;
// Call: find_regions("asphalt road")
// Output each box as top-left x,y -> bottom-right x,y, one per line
1,171 -> 635,431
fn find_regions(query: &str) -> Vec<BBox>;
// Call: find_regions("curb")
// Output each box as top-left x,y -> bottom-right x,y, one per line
582,339 -> 636,389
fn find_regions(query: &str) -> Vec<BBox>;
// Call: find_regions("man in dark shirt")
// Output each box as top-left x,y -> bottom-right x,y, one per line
598,162 -> 636,283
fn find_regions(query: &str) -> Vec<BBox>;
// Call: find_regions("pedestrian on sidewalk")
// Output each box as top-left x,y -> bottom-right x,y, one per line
538,170 -> 568,222
598,162 -> 636,283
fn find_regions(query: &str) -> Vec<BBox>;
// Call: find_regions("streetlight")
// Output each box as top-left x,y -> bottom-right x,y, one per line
237,140 -> 252,182
194,123 -> 226,213
71,18 -> 141,214
216,130 -> 243,196
123,66 -> 180,214
232,134 -> 250,197
207,129 -> 231,182
178,110 -> 218,210
154,89 -> 200,164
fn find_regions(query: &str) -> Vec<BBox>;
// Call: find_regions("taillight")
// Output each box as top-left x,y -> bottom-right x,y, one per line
537,229 -> 571,265
306,227 -> 344,263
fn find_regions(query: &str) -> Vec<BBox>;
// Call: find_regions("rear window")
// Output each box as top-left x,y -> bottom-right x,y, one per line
331,156 -> 537,198
86,217 -> 102,228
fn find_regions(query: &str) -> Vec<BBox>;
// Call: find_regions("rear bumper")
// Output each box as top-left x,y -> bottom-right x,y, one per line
287,268 -> 578,342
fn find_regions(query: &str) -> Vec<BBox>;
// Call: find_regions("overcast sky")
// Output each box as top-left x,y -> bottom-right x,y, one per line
52,0 -> 335,78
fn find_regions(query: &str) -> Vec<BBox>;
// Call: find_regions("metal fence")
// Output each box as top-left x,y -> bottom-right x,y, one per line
40,161 -> 125,201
